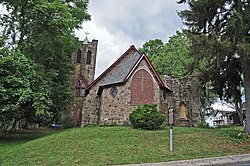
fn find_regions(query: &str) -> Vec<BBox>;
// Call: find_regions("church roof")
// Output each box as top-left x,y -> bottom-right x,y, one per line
87,45 -> 172,92
100,51 -> 141,86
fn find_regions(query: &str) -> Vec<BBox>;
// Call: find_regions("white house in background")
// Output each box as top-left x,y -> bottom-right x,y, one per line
205,110 -> 234,127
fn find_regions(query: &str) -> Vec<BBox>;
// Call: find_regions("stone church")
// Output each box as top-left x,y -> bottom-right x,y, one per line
70,37 -> 200,127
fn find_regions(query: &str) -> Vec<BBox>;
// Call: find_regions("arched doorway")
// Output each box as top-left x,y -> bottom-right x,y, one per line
72,108 -> 82,127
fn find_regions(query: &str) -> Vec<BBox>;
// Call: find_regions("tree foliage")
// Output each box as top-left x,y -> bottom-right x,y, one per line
139,39 -> 164,57
0,0 -> 90,132
178,0 -> 250,133
0,50 -> 34,132
139,32 -> 194,78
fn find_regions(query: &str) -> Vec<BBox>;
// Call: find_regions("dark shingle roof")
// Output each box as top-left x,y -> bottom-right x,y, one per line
100,51 -> 141,86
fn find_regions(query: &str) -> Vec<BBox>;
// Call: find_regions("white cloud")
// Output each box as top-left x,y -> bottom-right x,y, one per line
75,17 -> 134,77
75,0 -> 188,78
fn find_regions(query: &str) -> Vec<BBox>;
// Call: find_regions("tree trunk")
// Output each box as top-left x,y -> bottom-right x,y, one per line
243,58 -> 250,134
236,105 -> 244,126
11,119 -> 17,132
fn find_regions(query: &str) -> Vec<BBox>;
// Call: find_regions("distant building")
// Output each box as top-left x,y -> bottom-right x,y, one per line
205,110 -> 243,127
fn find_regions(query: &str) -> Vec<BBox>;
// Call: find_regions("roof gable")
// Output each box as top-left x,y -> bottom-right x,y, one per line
123,53 -> 172,91
87,45 -> 172,92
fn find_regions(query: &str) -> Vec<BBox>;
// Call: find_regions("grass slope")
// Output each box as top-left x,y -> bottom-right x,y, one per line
0,126 -> 249,165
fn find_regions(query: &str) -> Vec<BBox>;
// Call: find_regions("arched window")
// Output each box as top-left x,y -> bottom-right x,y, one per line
86,50 -> 92,64
75,79 -> 86,97
179,102 -> 187,119
131,69 -> 153,104
76,49 -> 81,63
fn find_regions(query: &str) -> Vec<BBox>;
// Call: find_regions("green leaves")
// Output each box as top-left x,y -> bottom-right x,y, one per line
129,104 -> 165,130
0,0 -> 91,132
0,51 -> 33,131
178,0 -> 250,132
139,32 -> 194,78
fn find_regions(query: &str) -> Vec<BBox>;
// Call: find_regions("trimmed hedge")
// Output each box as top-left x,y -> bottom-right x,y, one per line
129,104 -> 165,130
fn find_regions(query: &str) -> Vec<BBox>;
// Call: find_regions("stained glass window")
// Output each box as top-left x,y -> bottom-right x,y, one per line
75,79 -> 86,97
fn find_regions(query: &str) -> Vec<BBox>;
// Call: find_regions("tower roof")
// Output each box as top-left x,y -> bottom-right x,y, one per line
83,31 -> 90,44
83,36 -> 89,44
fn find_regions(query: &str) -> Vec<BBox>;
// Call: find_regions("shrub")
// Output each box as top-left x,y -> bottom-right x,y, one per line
61,116 -> 75,129
227,130 -> 248,141
129,104 -> 165,130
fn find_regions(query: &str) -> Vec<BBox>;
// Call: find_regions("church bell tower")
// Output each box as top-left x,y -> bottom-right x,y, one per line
70,33 -> 98,126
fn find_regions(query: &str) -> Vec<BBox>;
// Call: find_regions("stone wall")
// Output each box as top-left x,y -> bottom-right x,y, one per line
164,75 -> 201,126
82,58 -> 165,126
71,39 -> 98,84
81,86 -> 100,126
70,39 -> 98,126
100,85 -> 134,125
82,40 -> 98,84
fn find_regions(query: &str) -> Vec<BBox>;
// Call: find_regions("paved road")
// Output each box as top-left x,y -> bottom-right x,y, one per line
232,164 -> 250,166
116,154 -> 250,166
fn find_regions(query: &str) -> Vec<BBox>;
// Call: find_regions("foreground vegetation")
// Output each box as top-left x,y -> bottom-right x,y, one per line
0,126 -> 249,165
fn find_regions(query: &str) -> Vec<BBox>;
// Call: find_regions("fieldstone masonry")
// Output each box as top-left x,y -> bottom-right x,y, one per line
70,38 -> 200,127
164,75 -> 200,126
70,37 -> 98,127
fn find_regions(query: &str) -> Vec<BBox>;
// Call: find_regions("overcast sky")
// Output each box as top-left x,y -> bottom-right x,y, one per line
75,0 -> 188,78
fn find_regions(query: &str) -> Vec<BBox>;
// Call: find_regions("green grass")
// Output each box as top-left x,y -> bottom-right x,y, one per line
0,126 -> 249,165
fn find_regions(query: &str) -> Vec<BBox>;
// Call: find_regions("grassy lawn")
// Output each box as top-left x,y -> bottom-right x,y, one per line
0,126 -> 249,165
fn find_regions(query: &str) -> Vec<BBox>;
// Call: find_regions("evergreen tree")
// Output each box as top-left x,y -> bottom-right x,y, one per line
178,0 -> 250,133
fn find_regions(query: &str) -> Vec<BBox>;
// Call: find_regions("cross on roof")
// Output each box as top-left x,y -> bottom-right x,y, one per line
85,31 -> 90,37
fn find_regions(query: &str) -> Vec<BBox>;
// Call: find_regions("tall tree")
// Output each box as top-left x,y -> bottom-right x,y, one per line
0,0 -> 91,130
178,0 -> 250,133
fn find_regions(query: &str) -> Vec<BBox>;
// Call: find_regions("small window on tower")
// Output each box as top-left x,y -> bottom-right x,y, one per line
76,49 -> 81,63
86,50 -> 92,64
110,87 -> 118,97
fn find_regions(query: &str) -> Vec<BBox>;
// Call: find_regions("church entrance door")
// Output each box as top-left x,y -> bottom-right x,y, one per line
72,108 -> 82,127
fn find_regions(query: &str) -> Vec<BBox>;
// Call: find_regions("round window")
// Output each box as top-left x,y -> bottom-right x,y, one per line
110,87 -> 118,97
